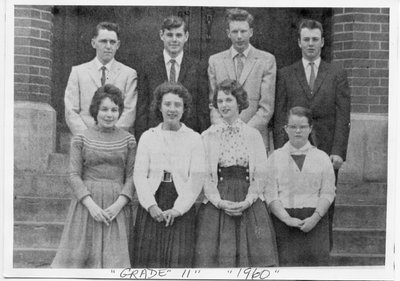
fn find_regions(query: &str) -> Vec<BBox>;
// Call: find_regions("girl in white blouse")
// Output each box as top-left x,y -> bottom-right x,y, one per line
130,82 -> 205,267
264,106 -> 336,266
194,79 -> 278,267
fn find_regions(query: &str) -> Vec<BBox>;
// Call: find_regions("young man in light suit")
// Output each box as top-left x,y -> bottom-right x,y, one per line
208,8 -> 276,149
273,19 -> 351,249
64,22 -> 137,135
134,16 -> 210,141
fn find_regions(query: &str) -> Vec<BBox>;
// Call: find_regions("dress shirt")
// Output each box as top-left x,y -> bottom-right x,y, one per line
163,49 -> 183,82
302,57 -> 321,85
264,141 -> 336,209
94,57 -> 114,84
231,46 -> 250,72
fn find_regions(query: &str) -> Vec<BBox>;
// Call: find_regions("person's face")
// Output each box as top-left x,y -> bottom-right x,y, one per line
97,97 -> 120,129
227,20 -> 253,53
298,28 -> 324,61
216,90 -> 240,123
91,28 -> 120,65
285,114 -> 312,149
160,26 -> 188,57
160,92 -> 184,126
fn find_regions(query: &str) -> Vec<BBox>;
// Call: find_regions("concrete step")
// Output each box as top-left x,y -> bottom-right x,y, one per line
336,182 -> 387,205
47,153 -> 69,174
14,221 -> 64,249
14,172 -> 71,198
14,196 -> 70,222
329,252 -> 385,266
13,248 -> 56,268
333,204 -> 386,229
332,228 -> 386,254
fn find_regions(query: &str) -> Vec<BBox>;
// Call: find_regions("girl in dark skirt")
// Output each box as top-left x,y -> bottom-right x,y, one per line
264,106 -> 336,266
194,79 -> 279,267
131,82 -> 205,267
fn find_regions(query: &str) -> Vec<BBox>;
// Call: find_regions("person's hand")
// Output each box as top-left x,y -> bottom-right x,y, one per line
163,209 -> 181,227
82,197 -> 110,226
104,202 -> 123,222
300,214 -> 320,233
283,216 -> 304,229
330,154 -> 344,169
218,200 -> 237,210
148,205 -> 165,223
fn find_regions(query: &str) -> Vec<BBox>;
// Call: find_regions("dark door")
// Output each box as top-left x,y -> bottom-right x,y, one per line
52,6 -> 332,148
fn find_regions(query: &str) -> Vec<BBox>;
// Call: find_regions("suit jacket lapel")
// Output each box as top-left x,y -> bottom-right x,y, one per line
223,51 -> 237,81
293,61 -> 313,99
156,54 -> 168,81
312,60 -> 329,97
88,59 -> 101,88
239,47 -> 256,85
178,55 -> 189,83
108,60 -> 120,83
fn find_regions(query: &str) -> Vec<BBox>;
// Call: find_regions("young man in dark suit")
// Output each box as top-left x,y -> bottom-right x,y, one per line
273,19 -> 351,249
134,16 -> 210,140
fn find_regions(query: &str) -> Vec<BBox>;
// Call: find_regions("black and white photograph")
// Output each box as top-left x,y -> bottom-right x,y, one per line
1,0 -> 398,279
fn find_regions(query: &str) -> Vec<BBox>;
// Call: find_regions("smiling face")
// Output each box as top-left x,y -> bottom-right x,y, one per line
298,28 -> 324,62
285,114 -> 312,149
91,28 -> 120,65
160,92 -> 184,128
160,25 -> 188,58
227,20 -> 253,53
216,90 -> 240,124
97,97 -> 120,129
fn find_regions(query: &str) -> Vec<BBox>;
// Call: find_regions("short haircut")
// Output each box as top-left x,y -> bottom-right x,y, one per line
298,19 -> 324,38
93,22 -> 120,39
161,16 -> 188,33
212,79 -> 249,114
287,106 -> 313,126
150,82 -> 192,123
225,8 -> 254,28
89,84 -> 124,123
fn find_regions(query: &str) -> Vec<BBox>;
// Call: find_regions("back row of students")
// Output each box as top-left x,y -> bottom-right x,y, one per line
55,7 -> 350,268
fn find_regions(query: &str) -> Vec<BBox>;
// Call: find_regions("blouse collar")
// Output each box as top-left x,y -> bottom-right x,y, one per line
283,141 -> 313,155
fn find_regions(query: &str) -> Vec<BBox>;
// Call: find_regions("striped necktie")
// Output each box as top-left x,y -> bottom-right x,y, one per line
169,59 -> 176,83
101,66 -> 107,86
309,62 -> 315,93
236,53 -> 244,80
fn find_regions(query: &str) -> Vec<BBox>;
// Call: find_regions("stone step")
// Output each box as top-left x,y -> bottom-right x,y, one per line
14,196 -> 70,222
47,153 -> 69,174
13,248 -> 56,268
336,182 -> 387,205
333,204 -> 386,229
332,228 -> 386,254
329,252 -> 385,266
14,221 -> 64,249
14,172 -> 71,198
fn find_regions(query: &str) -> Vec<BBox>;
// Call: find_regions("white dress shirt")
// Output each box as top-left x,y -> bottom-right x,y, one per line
302,57 -> 321,85
163,49 -> 183,82
94,57 -> 114,83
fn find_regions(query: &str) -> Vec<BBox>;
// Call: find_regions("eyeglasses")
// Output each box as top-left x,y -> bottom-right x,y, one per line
285,125 -> 310,131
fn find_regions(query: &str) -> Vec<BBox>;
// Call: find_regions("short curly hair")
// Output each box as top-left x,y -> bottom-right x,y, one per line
150,82 -> 192,124
89,84 -> 124,123
212,79 -> 249,114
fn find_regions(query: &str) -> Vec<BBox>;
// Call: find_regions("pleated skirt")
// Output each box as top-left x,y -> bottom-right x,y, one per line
131,181 -> 196,268
271,208 -> 330,266
194,166 -> 279,268
51,180 -> 132,268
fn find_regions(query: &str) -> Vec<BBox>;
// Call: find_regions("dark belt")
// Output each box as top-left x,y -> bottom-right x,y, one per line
217,165 -> 249,182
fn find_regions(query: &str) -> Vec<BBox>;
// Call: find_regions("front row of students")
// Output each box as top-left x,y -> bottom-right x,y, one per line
52,80 -> 335,268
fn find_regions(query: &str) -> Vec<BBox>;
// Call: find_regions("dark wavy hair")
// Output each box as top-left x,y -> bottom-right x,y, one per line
287,106 -> 313,126
93,21 -> 120,39
150,82 -> 192,123
161,15 -> 188,32
89,84 -> 124,123
225,8 -> 254,28
212,79 -> 249,114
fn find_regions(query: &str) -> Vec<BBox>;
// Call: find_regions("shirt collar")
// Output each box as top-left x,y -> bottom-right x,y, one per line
231,44 -> 251,60
155,122 -> 191,133
163,49 -> 183,66
94,57 -> 114,71
302,57 -> 321,69
284,141 -> 313,155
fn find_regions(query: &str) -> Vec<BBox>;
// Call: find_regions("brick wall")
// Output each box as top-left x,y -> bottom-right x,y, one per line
332,8 -> 389,114
14,5 -> 53,103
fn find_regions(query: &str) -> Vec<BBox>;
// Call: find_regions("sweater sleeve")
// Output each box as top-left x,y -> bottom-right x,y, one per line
69,134 -> 91,201
120,135 -> 137,201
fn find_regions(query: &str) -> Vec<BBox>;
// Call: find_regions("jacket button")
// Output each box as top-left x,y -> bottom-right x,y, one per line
246,176 -> 249,180
219,177 -> 223,181
218,168 -> 221,172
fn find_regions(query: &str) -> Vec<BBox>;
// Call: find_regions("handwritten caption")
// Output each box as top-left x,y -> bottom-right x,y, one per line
115,267 -> 280,280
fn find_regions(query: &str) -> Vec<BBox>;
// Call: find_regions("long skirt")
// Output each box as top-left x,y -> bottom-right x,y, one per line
51,180 -> 132,268
271,208 -> 330,266
131,181 -> 196,268
194,166 -> 279,267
